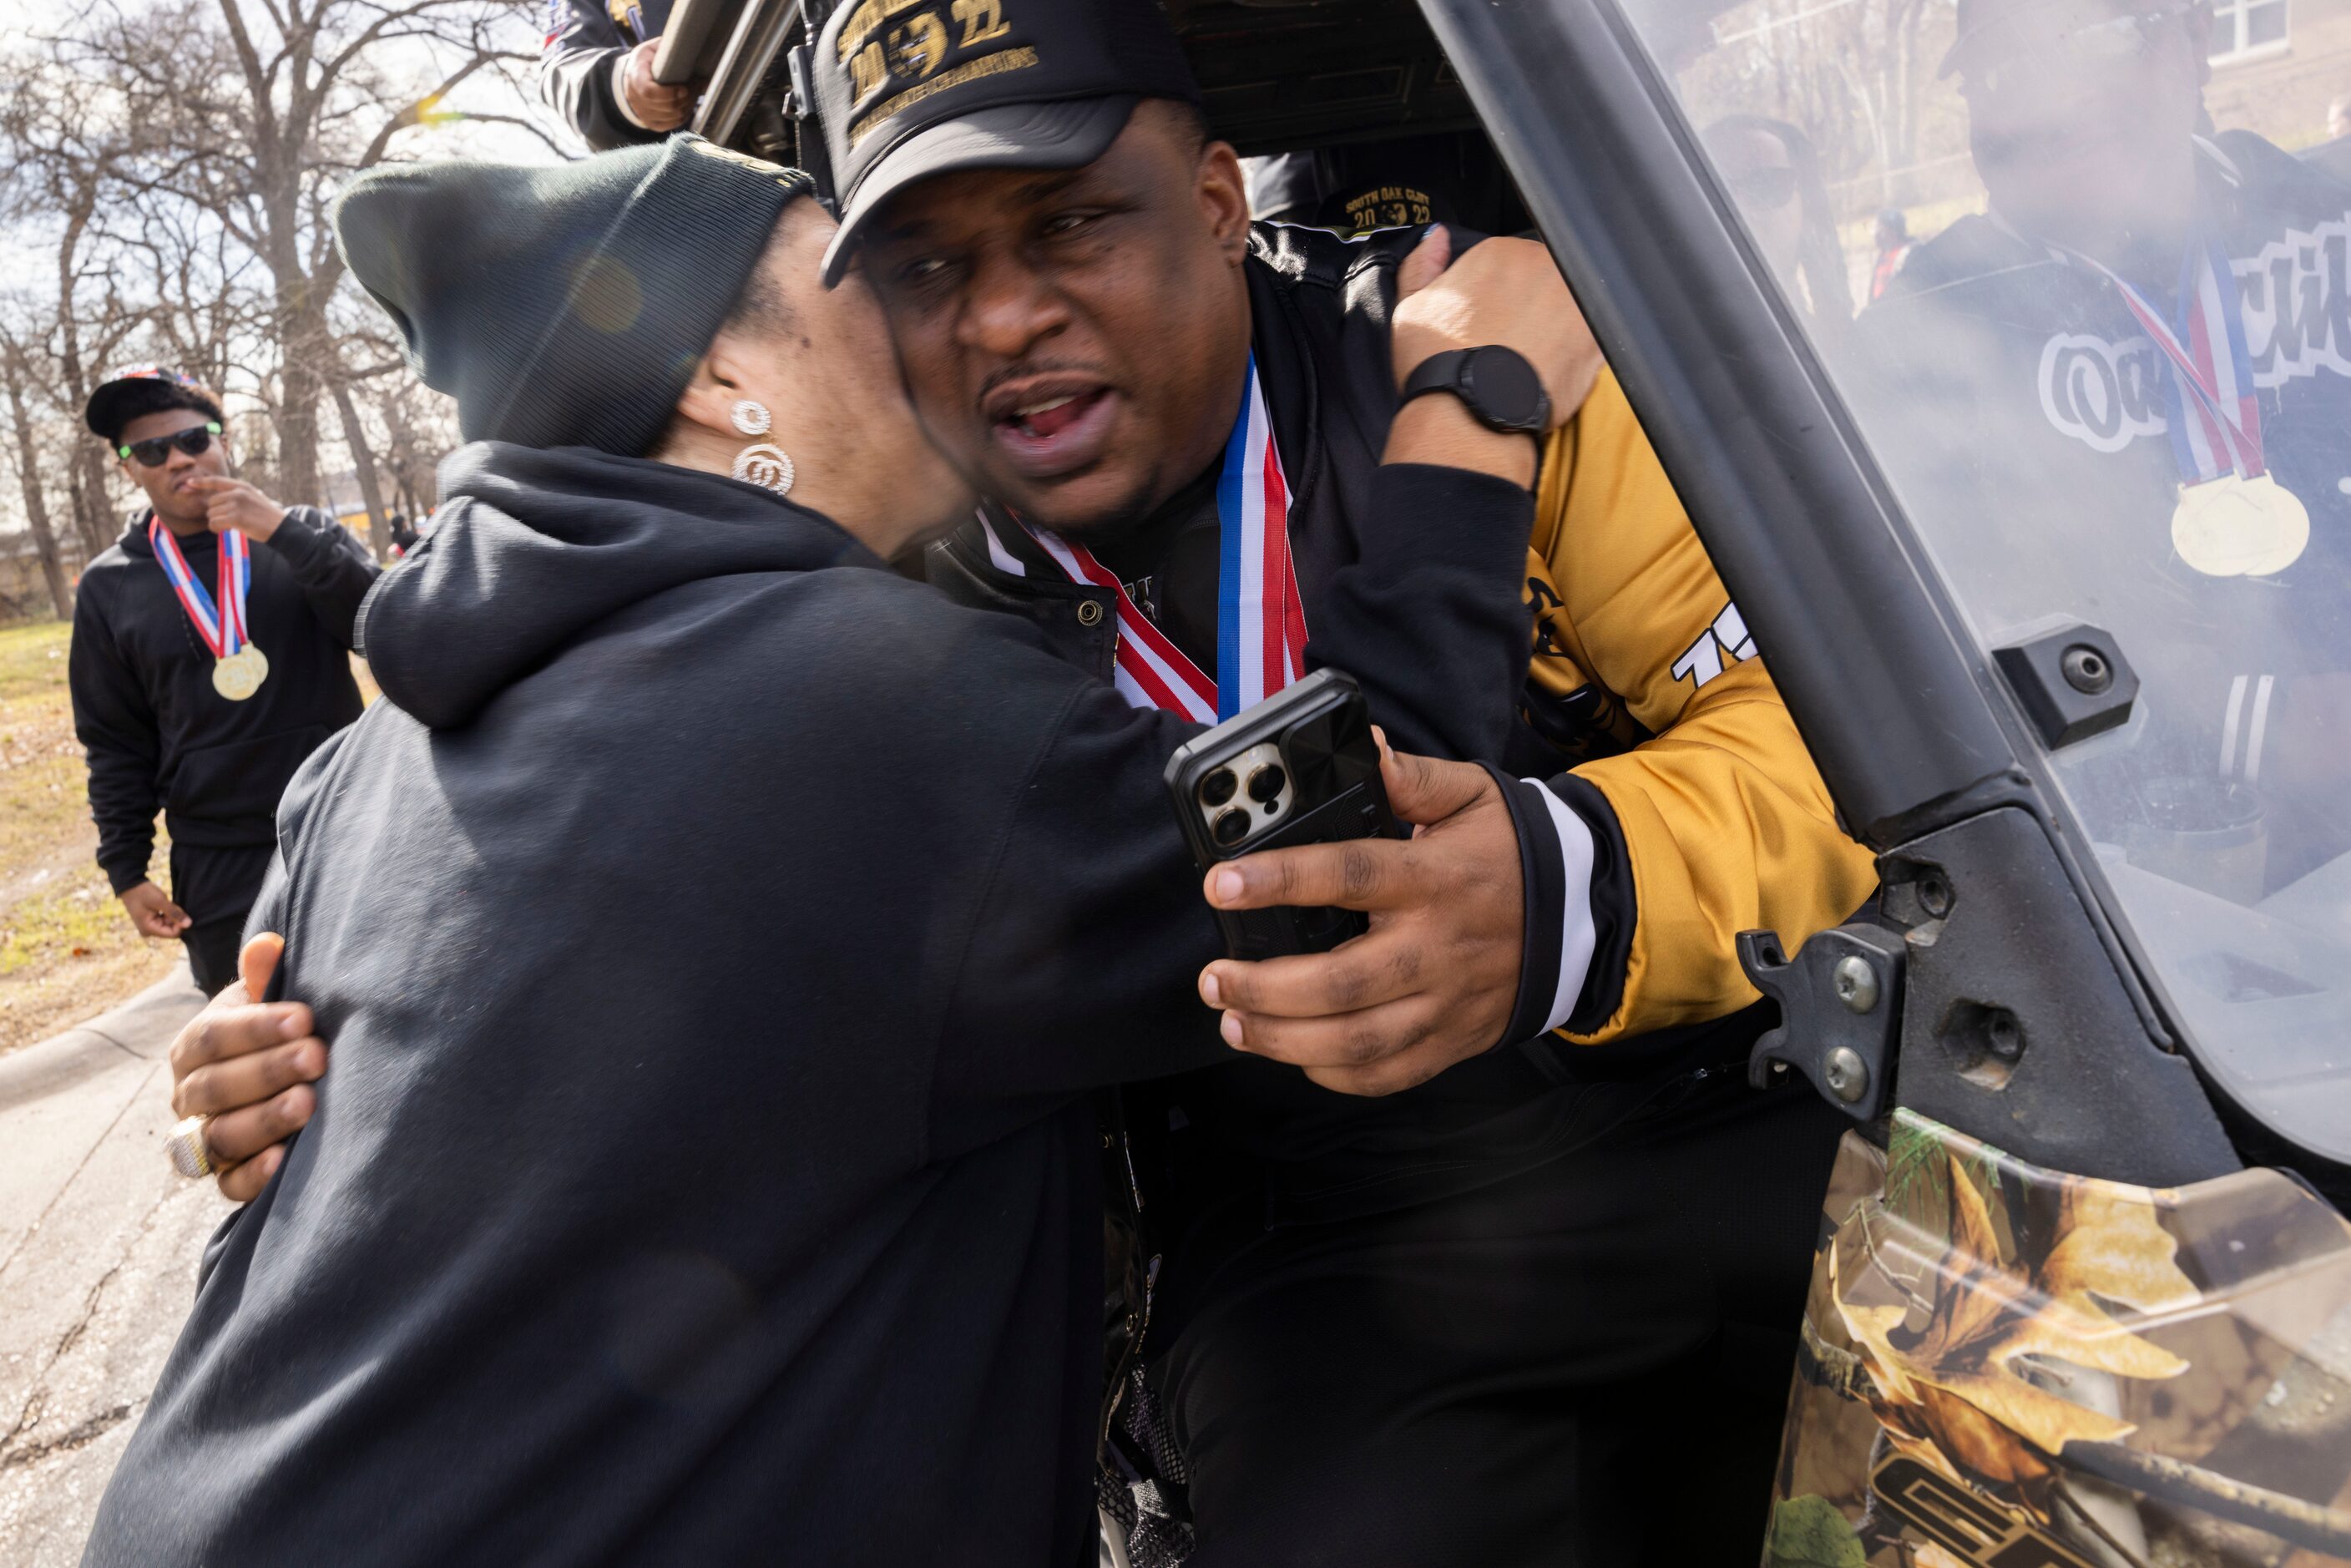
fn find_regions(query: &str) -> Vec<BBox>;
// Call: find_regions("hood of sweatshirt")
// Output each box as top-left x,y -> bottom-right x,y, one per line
358,442 -> 876,731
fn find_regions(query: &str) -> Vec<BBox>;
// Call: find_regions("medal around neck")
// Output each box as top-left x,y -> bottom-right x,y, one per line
149,517 -> 267,698
2172,473 -> 2310,578
2065,238 -> 2309,579
211,645 -> 270,701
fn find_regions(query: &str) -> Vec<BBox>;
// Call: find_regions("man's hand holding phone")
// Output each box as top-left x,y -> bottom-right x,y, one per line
1197,731 -> 1524,1099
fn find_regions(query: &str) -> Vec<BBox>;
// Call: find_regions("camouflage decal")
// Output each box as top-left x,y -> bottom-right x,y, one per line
1770,1111 -> 2351,1567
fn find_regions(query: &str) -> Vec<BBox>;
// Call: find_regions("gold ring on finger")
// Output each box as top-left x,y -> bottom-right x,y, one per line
165,1114 -> 215,1180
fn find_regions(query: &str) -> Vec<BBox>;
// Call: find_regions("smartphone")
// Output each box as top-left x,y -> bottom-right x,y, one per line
1164,668 -> 1405,961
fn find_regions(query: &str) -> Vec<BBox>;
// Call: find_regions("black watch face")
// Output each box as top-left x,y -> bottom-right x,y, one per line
1463,346 -> 1549,433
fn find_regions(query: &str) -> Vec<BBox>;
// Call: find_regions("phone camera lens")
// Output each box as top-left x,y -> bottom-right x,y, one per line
1246,764 -> 1287,804
1212,808 -> 1251,847
1201,767 -> 1238,807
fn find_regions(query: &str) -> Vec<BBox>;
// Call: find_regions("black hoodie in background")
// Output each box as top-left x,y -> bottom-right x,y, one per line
68,508 -> 376,900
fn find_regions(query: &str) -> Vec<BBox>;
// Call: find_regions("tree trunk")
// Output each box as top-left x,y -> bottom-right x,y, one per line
327,374 -> 391,559
4,372 -> 75,620
53,187 -> 121,559
379,393 -> 434,519
70,444 -> 118,557
276,341 -> 325,507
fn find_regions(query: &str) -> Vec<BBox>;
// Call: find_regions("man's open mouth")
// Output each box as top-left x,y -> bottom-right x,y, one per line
985,380 -> 1120,481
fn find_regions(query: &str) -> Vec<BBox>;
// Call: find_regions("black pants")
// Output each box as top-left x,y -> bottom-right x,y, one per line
169,842 -> 276,996
1145,1071 -> 1847,1567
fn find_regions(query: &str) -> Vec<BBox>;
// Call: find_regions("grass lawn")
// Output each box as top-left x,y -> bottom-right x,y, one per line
0,620 -> 179,1054
0,620 -> 379,1055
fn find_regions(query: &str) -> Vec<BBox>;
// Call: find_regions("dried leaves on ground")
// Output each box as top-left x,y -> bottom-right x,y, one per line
0,621 -> 175,1055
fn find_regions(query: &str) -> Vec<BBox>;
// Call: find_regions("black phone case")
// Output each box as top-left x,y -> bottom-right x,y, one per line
1163,668 -> 1405,961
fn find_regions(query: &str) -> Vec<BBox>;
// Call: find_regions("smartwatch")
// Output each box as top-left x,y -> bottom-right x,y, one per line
1399,346 -> 1550,438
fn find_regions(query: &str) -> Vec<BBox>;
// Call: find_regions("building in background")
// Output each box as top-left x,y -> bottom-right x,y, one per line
1686,0 -> 2351,313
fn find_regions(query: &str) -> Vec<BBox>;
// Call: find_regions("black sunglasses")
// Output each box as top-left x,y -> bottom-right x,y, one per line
118,421 -> 222,468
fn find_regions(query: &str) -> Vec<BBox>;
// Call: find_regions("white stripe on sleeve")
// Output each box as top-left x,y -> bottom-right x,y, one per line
2245,674 -> 2275,786
2221,674 -> 2248,778
1524,780 -> 1600,1037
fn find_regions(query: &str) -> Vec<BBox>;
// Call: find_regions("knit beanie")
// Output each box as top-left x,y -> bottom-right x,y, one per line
335,138 -> 813,458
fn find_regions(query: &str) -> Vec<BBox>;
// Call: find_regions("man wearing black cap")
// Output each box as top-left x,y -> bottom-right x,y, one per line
802,1 -> 1873,1561
85,129 -> 1579,1565
68,368 -> 375,994
156,7 -> 1867,1555
1868,0 -> 2351,876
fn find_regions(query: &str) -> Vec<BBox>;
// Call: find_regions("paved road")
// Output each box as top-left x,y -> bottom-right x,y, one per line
0,967 -> 217,1565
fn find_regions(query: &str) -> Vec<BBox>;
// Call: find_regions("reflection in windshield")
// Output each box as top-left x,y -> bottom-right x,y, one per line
1625,0 -> 2351,1159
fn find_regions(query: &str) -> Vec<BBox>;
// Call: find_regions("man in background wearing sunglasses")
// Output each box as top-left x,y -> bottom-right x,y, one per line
68,367 -> 377,994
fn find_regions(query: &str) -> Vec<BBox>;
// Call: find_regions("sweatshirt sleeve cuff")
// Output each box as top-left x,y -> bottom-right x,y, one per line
1364,463 -> 1535,565
263,506 -> 331,564
1484,764 -> 1598,1044
102,857 -> 152,897
611,50 -> 655,131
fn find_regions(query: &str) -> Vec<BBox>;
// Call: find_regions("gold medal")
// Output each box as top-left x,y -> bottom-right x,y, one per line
2170,473 -> 2310,579
212,645 -> 270,701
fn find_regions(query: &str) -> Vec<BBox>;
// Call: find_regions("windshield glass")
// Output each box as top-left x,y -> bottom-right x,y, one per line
1533,0 -> 2351,1158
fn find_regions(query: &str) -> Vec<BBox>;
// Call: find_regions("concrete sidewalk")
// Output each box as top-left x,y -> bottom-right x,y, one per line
0,966 -> 218,1565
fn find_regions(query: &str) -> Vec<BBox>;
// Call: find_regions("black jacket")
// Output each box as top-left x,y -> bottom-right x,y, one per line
538,0 -> 675,152
68,508 -> 374,903
83,438 -> 1538,1566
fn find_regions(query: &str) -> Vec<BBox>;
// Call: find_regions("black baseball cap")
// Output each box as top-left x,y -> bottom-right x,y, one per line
811,0 -> 1201,286
85,367 -> 224,446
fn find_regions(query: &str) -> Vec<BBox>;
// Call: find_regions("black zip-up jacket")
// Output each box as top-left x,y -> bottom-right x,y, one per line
81,441 -> 1540,1566
68,508 -> 375,895
538,0 -> 675,152
932,221 -> 1641,1222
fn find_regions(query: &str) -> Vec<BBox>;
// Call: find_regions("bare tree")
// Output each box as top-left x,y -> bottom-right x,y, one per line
367,364 -> 455,523
0,1 -> 544,599
1690,0 -> 1964,214
62,0 -> 540,506
0,66 -> 155,556
0,326 -> 81,620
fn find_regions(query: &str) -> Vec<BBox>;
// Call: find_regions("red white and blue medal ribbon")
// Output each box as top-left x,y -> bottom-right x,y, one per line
148,515 -> 250,660
985,353 -> 1308,724
1212,357 -> 1309,720
2065,238 -> 2267,485
2058,238 -> 2308,575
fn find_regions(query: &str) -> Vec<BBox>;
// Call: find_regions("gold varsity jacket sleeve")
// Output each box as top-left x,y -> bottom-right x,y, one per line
1526,368 -> 1879,1044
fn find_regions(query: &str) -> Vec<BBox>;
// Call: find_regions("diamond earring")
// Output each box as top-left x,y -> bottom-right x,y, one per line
727,399 -> 794,496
